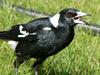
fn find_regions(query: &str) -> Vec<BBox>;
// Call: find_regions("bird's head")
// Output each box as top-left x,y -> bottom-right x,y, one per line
59,8 -> 89,26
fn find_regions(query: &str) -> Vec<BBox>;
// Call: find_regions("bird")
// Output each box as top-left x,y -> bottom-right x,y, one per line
0,8 -> 89,75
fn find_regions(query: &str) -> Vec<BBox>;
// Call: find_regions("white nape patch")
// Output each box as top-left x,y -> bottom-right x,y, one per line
8,41 -> 18,50
18,25 -> 36,38
43,27 -> 52,30
49,13 -> 60,28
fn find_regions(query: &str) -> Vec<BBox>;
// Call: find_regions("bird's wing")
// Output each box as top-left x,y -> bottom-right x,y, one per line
10,18 -> 52,42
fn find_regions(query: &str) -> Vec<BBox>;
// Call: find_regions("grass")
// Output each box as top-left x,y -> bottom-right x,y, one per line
0,0 -> 100,75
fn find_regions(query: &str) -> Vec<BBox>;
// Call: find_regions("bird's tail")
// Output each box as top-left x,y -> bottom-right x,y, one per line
0,31 -> 13,40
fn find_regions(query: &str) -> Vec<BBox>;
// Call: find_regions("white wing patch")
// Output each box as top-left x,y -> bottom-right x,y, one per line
43,27 -> 52,30
8,41 -> 18,50
18,25 -> 36,38
49,13 -> 60,28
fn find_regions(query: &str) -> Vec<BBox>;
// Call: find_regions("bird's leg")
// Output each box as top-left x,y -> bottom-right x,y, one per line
33,58 -> 46,75
14,56 -> 26,75
15,63 -> 18,75
14,57 -> 19,75
34,64 -> 39,75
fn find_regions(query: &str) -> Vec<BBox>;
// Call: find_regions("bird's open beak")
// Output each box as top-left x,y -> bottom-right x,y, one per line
74,12 -> 90,24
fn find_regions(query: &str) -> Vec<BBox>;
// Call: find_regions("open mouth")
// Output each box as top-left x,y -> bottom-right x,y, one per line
74,12 -> 89,24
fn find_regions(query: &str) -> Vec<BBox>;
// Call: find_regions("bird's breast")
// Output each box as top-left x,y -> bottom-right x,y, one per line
37,27 -> 74,50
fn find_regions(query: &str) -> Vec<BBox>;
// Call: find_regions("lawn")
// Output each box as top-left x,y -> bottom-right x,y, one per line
0,0 -> 100,75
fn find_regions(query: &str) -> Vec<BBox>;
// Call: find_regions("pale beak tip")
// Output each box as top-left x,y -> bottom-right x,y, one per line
76,12 -> 91,17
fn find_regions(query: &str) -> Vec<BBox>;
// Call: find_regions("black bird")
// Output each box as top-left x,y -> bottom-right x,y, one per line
0,8 -> 88,75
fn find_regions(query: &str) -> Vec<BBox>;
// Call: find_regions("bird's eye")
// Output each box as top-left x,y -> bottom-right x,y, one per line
66,12 -> 77,17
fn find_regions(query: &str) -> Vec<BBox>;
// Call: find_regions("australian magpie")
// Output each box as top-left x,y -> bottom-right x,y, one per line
0,8 -> 89,75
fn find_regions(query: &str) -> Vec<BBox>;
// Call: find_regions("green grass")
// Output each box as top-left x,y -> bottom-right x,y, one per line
0,0 -> 100,75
